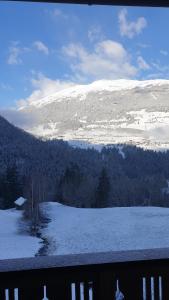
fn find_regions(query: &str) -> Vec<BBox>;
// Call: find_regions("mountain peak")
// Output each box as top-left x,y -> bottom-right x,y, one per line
19,79 -> 169,110
4,78 -> 169,150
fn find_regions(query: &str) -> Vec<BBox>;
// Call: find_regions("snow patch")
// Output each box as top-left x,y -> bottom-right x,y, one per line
0,209 -> 41,259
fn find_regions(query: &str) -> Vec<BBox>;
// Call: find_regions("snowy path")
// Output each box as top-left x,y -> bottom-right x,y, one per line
41,202 -> 169,255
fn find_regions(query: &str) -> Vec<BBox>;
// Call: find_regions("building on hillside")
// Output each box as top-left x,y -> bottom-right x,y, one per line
14,197 -> 27,210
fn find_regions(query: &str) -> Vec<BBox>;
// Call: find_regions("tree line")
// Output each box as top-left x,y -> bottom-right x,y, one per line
0,115 -> 169,211
0,142 -> 169,210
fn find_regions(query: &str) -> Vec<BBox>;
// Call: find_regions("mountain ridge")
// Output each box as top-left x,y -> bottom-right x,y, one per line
18,79 -> 169,110
2,79 -> 169,150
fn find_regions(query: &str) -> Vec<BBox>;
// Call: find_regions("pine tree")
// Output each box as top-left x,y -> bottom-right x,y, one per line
57,163 -> 83,205
3,166 -> 22,209
95,168 -> 110,208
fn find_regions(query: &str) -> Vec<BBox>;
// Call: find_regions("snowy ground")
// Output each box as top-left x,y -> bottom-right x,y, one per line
0,209 -> 41,259
2,204 -> 169,260
41,202 -> 169,255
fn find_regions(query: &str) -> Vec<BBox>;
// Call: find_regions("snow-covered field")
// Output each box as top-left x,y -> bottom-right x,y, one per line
2,204 -> 169,260
41,202 -> 169,256
0,209 -> 41,259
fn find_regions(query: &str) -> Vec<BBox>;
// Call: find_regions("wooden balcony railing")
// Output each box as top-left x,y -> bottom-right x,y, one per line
1,248 -> 169,299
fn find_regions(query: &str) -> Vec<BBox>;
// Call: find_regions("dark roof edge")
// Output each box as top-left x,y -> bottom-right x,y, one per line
6,0 -> 169,8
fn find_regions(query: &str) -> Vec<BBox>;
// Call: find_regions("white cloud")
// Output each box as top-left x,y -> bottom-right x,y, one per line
62,40 -> 137,81
53,8 -> 67,18
137,56 -> 150,70
7,40 -> 49,66
7,45 -> 22,65
88,25 -> 104,42
17,73 -> 74,108
147,61 -> 169,78
146,72 -> 164,79
152,61 -> 169,73
7,42 -> 31,65
33,41 -> 49,55
160,50 -> 168,56
0,82 -> 12,91
118,9 -> 147,39
46,8 -> 79,25
137,43 -> 150,49
54,8 -> 69,19
46,8 -> 68,20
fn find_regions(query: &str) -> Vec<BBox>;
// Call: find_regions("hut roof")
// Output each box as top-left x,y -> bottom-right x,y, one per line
15,197 -> 27,206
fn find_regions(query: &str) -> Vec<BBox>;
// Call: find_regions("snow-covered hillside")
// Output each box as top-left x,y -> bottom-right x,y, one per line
3,79 -> 169,150
40,202 -> 169,256
18,79 -> 169,110
0,209 -> 41,259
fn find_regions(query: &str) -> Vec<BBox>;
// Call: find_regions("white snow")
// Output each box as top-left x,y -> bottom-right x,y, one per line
67,140 -> 126,158
15,197 -> 27,206
125,110 -> 169,131
68,140 -> 104,151
16,78 -> 169,150
2,203 -> 169,259
28,123 -> 59,138
19,79 -> 169,109
117,146 -> 126,159
41,203 -> 169,256
0,209 -> 41,259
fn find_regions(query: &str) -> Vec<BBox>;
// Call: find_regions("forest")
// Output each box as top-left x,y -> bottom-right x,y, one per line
0,115 -> 169,212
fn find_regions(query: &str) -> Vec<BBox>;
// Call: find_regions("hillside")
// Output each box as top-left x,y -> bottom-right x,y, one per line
3,79 -> 169,149
0,114 -> 169,209
0,115 -> 72,207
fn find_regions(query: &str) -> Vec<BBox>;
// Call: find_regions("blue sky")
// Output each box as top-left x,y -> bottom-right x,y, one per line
0,1 -> 169,109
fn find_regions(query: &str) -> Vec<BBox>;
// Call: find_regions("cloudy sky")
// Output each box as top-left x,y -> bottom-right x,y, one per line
0,1 -> 169,108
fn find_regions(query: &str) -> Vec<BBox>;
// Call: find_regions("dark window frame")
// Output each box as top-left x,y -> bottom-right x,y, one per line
7,0 -> 169,7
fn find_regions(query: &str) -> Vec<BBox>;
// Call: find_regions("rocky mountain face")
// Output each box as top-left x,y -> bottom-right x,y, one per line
3,79 -> 169,149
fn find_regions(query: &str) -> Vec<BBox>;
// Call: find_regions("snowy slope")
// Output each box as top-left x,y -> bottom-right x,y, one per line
41,202 -> 169,256
0,209 -> 41,259
1,80 -> 169,149
3,79 -> 169,150
19,79 -> 169,110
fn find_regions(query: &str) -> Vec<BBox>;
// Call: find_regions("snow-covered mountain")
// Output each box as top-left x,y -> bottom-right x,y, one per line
4,79 -> 169,149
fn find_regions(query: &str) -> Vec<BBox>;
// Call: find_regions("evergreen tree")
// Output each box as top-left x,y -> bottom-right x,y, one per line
56,163 -> 85,206
95,168 -> 110,208
3,166 -> 22,209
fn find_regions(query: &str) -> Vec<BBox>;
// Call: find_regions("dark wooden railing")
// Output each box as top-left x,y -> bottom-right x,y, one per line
1,248 -> 169,299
